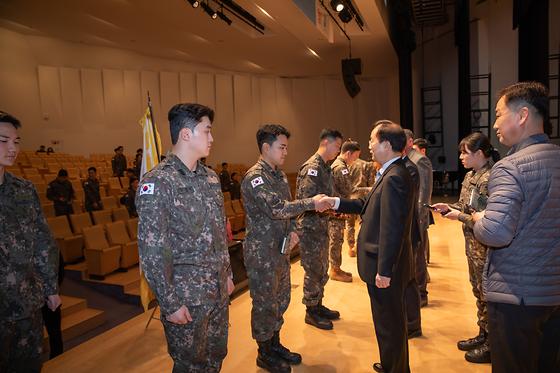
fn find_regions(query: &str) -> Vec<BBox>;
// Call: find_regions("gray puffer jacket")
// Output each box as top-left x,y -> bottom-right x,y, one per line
473,134 -> 560,306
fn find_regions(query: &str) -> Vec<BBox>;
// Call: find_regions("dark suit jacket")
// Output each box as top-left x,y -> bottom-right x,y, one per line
338,158 -> 414,285
403,156 -> 421,248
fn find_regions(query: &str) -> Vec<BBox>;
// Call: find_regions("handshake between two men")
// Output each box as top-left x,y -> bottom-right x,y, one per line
311,194 -> 337,212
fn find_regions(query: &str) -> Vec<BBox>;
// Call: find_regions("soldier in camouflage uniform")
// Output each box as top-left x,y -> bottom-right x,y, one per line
242,124 -> 329,373
47,169 -> 75,216
296,128 -> 343,330
346,157 -> 375,256
136,104 -> 234,373
83,166 -> 103,212
111,146 -> 127,177
328,140 -> 361,282
433,132 -> 499,364
0,112 -> 61,373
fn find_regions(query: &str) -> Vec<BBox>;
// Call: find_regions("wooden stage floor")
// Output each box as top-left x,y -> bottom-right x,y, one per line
44,213 -> 491,372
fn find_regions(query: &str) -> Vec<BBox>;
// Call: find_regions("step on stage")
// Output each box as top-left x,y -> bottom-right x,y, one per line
44,214 -> 491,373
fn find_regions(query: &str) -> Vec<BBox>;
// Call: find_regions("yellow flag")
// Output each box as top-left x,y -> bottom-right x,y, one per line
138,106 -> 162,311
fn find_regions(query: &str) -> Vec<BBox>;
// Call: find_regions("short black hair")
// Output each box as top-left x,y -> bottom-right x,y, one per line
88,166 -> 97,173
168,103 -> 215,145
413,138 -> 428,150
499,81 -> 549,120
129,176 -> 139,186
114,146 -> 123,152
341,140 -> 360,153
319,128 -> 343,142
58,169 -> 68,177
136,148 -> 143,153
231,172 -> 238,178
0,111 -> 21,129
256,124 -> 291,153
376,122 -> 407,153
221,162 -> 228,167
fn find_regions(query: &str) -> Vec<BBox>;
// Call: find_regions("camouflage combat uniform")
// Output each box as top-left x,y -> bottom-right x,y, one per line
241,159 -> 315,342
47,178 -> 75,216
136,154 -> 231,373
111,153 -> 127,177
328,156 -> 354,268
455,162 -> 492,334
296,153 -> 334,306
0,172 -> 59,373
346,159 -> 375,249
83,177 -> 102,212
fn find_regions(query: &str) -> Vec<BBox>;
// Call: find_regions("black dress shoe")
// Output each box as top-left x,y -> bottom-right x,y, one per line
407,329 -> 422,339
457,330 -> 486,351
373,362 -> 385,372
465,341 -> 491,364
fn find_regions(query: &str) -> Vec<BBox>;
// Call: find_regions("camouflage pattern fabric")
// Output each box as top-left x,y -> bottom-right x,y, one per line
329,156 -> 353,268
242,159 -> 315,341
136,154 -> 231,370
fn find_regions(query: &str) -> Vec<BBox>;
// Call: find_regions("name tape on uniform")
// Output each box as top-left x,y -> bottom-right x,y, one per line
341,169 -> 349,175
307,169 -> 318,177
251,177 -> 264,188
139,183 -> 155,195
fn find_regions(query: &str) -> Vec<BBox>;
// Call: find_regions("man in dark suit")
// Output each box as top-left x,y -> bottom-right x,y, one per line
324,122 -> 414,373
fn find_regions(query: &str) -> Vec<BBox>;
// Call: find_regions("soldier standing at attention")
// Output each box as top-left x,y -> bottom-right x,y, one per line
328,140 -> 361,282
83,166 -> 103,212
47,169 -> 75,216
242,124 -> 331,373
296,128 -> 343,330
136,103 -> 234,373
111,145 -> 127,177
0,111 -> 61,372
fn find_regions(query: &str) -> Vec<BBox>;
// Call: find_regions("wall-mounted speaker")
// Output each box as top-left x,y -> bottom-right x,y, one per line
341,58 -> 362,98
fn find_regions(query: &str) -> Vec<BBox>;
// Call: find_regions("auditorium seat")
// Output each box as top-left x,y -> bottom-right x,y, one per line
112,206 -> 130,223
126,218 -> 138,240
70,212 -> 93,234
42,202 -> 55,218
72,200 -> 83,214
225,201 -> 244,232
26,174 -> 44,184
34,182 -> 47,194
223,191 -> 231,202
101,196 -> 118,210
105,221 -> 139,268
82,225 -> 121,278
47,216 -> 84,263
108,177 -> 124,196
92,210 -> 113,225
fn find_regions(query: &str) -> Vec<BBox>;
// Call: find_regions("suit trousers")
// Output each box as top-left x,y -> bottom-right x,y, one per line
367,282 -> 410,373
488,301 -> 560,373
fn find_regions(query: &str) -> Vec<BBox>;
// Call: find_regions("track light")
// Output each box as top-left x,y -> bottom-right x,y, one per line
186,0 -> 199,8
330,0 -> 344,12
202,2 -> 217,19
217,10 -> 232,25
338,7 -> 352,23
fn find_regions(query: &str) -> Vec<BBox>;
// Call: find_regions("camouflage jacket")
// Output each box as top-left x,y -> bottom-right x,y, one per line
295,153 -> 334,230
111,154 -> 127,176
136,154 -> 231,316
331,156 -> 354,199
242,159 -> 315,263
456,162 -> 492,232
348,158 -> 374,198
0,172 -> 59,320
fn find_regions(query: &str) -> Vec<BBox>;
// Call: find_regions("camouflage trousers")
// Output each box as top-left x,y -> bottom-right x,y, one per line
299,229 -> 329,307
246,256 -> 291,342
0,310 -> 43,373
161,301 -> 228,373
328,218 -> 346,268
345,214 -> 357,249
465,234 -> 489,334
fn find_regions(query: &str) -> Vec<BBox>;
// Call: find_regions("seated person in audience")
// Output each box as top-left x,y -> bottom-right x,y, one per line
46,147 -> 54,155
36,145 -> 46,153
47,169 -> 75,216
120,176 -> 139,217
83,166 -> 103,212
111,146 -> 127,177
219,162 -> 231,192
229,172 -> 241,200
125,168 -> 136,181
0,111 -> 62,372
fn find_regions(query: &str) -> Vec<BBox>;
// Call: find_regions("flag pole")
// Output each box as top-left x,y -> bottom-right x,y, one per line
147,91 -> 161,162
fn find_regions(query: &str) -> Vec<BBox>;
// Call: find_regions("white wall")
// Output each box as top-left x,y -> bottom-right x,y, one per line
0,27 -> 399,172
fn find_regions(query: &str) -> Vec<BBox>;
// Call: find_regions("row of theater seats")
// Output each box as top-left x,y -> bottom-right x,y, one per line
47,208 -> 139,279
223,192 -> 246,232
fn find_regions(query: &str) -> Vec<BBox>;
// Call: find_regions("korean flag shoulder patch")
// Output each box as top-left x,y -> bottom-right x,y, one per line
139,183 -> 155,196
251,177 -> 264,188
307,168 -> 318,177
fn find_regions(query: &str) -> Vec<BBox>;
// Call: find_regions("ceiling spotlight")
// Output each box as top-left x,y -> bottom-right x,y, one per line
187,0 -> 199,8
201,2 -> 217,19
217,11 -> 232,25
330,0 -> 345,12
338,7 -> 352,23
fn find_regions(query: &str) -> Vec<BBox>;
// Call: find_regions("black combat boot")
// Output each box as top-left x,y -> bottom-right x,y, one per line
305,306 -> 333,330
257,339 -> 291,373
316,302 -> 340,320
271,330 -> 302,365
465,340 -> 491,364
457,329 -> 486,351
